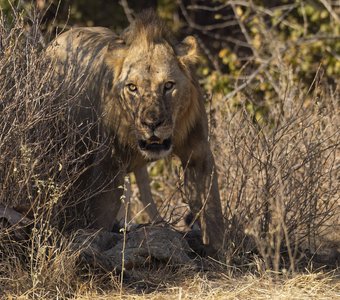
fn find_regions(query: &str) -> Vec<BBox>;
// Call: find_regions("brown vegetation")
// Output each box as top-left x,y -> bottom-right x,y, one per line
0,3 -> 339,299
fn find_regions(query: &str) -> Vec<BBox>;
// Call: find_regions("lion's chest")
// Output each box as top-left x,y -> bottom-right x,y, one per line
111,141 -> 147,173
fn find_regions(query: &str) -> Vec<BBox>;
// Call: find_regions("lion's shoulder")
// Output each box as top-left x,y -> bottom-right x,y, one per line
46,27 -> 117,63
46,26 -> 118,85
51,26 -> 115,45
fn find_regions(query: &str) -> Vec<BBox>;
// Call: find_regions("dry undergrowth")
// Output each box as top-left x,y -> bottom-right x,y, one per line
0,6 -> 339,300
4,272 -> 340,299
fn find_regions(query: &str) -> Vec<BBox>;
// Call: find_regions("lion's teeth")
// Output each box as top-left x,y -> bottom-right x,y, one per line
148,138 -> 163,144
149,140 -> 162,144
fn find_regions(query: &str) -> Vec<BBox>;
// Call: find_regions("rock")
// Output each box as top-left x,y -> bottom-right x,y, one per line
73,224 -> 195,272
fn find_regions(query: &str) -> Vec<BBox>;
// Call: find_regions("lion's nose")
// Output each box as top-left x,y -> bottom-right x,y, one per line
141,119 -> 165,131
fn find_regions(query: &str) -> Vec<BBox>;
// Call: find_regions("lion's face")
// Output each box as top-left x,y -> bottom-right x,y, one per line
113,41 -> 195,160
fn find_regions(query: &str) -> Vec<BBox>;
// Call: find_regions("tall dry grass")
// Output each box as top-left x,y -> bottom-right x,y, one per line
215,73 -> 339,271
0,9 -> 108,298
0,5 -> 339,300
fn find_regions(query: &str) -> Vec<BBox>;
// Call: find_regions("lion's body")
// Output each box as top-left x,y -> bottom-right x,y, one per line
47,11 -> 224,254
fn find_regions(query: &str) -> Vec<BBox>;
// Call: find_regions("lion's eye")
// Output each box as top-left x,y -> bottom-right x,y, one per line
164,81 -> 175,92
127,84 -> 137,92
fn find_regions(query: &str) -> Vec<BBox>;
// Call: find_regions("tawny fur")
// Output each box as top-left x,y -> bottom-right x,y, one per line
46,10 -> 224,255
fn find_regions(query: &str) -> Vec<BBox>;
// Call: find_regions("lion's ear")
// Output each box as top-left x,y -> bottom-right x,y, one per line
106,39 -> 127,79
176,36 -> 199,66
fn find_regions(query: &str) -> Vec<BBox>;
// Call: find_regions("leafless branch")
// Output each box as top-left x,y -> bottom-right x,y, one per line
119,0 -> 134,24
319,0 -> 340,23
179,1 -> 238,31
187,3 -> 229,12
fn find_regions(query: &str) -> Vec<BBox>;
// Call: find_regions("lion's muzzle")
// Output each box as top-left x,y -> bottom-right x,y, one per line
136,121 -> 173,159
138,136 -> 172,151
136,107 -> 173,159
138,135 -> 172,160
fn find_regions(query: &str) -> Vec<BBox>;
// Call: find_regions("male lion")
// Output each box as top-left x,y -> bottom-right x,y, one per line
47,11 -> 224,254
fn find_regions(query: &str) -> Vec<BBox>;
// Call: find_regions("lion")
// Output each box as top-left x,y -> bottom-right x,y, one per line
46,10 -> 225,254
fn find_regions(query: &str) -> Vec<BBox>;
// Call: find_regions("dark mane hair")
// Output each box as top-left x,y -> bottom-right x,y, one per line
122,9 -> 176,46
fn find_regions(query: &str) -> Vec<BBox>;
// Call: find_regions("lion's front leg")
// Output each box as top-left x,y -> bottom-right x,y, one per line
176,134 -> 225,256
88,157 -> 125,231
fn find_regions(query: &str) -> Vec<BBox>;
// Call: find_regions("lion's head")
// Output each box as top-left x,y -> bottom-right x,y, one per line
106,11 -> 201,160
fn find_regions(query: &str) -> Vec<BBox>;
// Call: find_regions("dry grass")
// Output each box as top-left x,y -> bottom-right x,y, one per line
4,272 -> 340,299
215,77 -> 339,269
0,4 -> 339,300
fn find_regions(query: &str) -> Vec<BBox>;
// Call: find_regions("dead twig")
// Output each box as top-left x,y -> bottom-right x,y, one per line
119,0 -> 134,24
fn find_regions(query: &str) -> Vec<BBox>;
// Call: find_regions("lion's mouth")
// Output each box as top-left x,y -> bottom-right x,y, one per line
138,137 -> 172,153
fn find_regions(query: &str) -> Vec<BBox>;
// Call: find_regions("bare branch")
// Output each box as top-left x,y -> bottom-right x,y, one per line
319,0 -> 340,23
119,0 -> 134,24
179,1 -> 238,31
187,3 -> 229,12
